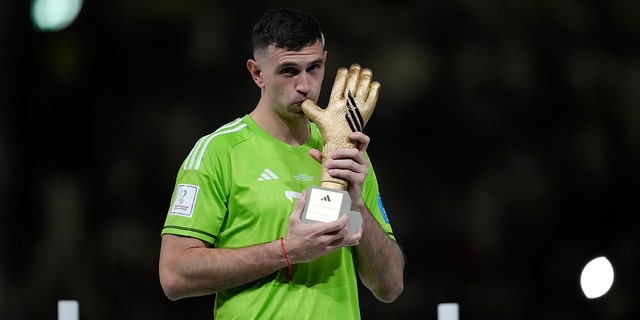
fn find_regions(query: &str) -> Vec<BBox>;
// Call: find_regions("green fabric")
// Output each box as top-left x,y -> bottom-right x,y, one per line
162,114 -> 395,319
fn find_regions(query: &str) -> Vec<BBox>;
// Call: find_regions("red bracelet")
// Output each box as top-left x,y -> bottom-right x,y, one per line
280,237 -> 291,282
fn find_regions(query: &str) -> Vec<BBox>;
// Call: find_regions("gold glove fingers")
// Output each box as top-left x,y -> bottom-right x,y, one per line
347,64 -> 379,128
366,81 -> 381,108
345,64 -> 362,97
354,67 -> 372,100
329,67 -> 349,102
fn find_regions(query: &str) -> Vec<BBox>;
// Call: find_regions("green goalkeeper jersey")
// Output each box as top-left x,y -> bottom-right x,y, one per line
162,114 -> 395,320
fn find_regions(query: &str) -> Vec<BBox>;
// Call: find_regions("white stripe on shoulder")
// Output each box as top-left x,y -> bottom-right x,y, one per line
184,119 -> 245,170
183,119 -> 248,170
216,118 -> 244,131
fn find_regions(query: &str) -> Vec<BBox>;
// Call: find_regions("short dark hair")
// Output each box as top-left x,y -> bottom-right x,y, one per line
252,7 -> 324,53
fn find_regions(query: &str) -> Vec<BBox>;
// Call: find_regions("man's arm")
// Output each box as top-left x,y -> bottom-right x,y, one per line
353,201 -> 405,303
159,191 -> 361,300
316,131 -> 405,303
158,234 -> 286,300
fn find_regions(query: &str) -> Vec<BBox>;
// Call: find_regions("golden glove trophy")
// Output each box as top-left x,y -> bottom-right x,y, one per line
300,64 -> 380,234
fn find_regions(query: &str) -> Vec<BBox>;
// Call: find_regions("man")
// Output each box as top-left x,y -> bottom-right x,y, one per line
159,7 -> 405,319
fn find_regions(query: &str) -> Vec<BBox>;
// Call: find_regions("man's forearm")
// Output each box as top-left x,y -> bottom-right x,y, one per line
354,206 -> 405,303
160,236 -> 287,300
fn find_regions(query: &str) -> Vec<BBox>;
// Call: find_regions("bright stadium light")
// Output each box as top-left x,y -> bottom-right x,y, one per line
31,0 -> 83,32
580,256 -> 614,299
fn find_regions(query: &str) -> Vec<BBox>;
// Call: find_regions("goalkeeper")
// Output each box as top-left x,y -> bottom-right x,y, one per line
159,7 -> 405,319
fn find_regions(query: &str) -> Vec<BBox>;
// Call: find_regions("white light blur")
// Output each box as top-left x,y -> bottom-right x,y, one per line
580,256 -> 614,299
31,0 -> 83,32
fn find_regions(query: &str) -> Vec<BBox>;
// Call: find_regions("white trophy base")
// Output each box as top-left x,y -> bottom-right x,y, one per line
301,186 -> 362,235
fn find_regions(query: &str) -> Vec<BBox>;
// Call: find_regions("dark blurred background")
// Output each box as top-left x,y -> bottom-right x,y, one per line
2,1 -> 639,319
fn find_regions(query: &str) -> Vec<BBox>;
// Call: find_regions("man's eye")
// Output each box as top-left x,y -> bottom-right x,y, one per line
281,68 -> 298,75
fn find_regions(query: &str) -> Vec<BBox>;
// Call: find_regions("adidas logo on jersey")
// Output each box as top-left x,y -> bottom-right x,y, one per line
257,168 -> 279,181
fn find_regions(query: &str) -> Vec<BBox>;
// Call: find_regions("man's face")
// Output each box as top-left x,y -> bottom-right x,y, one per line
256,40 -> 327,119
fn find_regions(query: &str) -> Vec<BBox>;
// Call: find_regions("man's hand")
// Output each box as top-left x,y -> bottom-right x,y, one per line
301,64 -> 380,190
284,190 -> 362,265
309,131 -> 370,206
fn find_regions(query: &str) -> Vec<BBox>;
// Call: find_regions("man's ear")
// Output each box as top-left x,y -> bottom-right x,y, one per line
247,59 -> 264,87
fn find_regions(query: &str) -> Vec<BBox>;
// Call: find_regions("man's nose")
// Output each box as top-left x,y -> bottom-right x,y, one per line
296,72 -> 313,93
